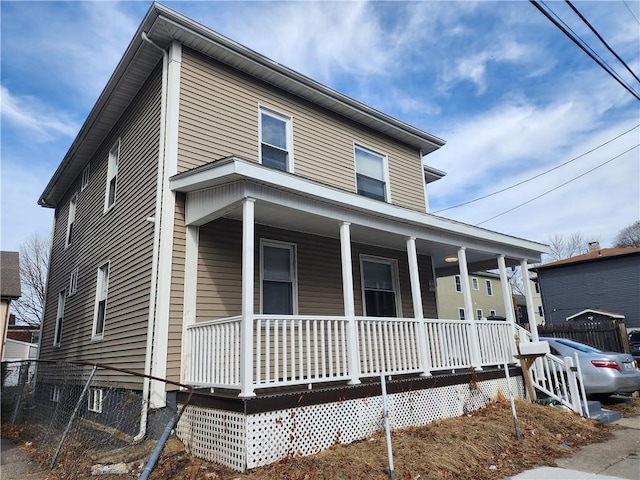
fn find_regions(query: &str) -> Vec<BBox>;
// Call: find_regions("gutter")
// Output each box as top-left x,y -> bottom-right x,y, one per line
136,31 -> 168,442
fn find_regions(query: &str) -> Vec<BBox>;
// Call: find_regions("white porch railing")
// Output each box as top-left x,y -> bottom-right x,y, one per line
186,316 -> 519,392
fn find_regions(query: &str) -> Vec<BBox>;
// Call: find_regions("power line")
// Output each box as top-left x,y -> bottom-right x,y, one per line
565,0 -> 640,84
530,0 -> 640,101
623,1 -> 640,25
475,144 -> 639,226
432,123 -> 640,213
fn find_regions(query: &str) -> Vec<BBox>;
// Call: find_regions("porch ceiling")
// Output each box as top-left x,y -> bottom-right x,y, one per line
171,157 -> 548,274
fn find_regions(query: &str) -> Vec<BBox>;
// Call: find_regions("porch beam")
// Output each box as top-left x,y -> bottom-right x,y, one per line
406,237 -> 431,376
458,247 -> 482,370
520,259 -> 539,341
497,255 -> 516,324
340,222 -> 361,385
239,198 -> 256,397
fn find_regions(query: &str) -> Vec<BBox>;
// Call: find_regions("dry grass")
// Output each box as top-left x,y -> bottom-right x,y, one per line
149,394 -> 627,480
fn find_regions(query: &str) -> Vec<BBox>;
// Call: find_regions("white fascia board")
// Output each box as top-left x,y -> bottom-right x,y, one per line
171,158 -> 548,258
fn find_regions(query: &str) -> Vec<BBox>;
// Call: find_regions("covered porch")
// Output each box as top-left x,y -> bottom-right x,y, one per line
171,157 -> 547,397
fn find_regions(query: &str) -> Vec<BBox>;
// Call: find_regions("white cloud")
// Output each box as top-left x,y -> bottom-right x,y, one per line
0,86 -> 80,141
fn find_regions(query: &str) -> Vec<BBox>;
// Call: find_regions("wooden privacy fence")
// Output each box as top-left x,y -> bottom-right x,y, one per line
538,319 -> 627,353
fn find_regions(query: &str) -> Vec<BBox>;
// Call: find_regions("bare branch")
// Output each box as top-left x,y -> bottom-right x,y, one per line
12,233 -> 50,326
613,220 -> 640,248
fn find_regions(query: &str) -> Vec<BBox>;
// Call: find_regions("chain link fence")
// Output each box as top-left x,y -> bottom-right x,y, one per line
1,360 -> 192,479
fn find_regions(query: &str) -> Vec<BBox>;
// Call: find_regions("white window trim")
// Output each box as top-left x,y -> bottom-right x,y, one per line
353,143 -> 391,203
454,275 -> 462,293
458,308 -> 466,321
476,309 -> 483,320
65,193 -> 78,248
259,239 -> 298,315
69,268 -> 79,296
486,279 -> 493,296
87,388 -> 103,413
104,140 -> 120,213
51,385 -> 61,403
81,164 -> 90,191
258,106 -> 294,173
54,290 -> 65,347
359,254 -> 402,317
471,277 -> 479,290
92,262 -> 110,340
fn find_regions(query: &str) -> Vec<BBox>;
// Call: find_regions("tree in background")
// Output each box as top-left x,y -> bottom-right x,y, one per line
13,233 -> 50,326
545,232 -> 592,263
613,220 -> 640,248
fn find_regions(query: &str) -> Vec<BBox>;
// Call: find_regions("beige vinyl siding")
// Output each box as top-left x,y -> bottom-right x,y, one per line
436,274 -> 507,320
195,219 -> 436,323
39,66 -> 162,387
178,48 -> 426,212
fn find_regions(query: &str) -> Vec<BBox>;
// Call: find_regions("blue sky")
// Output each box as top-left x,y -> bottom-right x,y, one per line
1,1 -> 639,253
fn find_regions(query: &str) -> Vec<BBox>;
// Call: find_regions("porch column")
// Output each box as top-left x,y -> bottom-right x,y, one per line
180,225 -> 199,384
497,256 -> 516,324
520,259 -> 539,341
458,247 -> 482,370
340,222 -> 361,385
239,198 -> 256,397
406,237 -> 431,376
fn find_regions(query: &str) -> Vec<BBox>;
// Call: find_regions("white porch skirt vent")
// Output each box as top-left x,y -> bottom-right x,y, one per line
176,376 -> 523,472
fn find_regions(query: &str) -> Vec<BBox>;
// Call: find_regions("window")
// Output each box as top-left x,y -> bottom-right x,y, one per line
105,141 -> 119,211
476,309 -> 483,320
538,306 -> 544,317
354,145 -> 388,201
472,277 -> 479,290
88,388 -> 103,413
458,308 -> 466,320
81,164 -> 90,191
534,281 -> 540,293
260,108 -> 292,172
485,279 -> 493,296
54,290 -> 65,347
51,385 -> 61,403
261,241 -> 296,315
65,193 -> 78,247
93,263 -> 109,339
361,256 -> 401,317
490,309 -> 497,316
454,275 -> 462,293
69,268 -> 78,296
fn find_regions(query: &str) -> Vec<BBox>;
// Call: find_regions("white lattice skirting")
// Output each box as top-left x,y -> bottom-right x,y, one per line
176,376 -> 524,472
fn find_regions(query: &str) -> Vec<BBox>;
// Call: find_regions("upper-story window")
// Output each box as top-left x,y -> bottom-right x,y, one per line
65,193 -> 78,248
471,277 -> 479,290
81,164 -> 90,191
454,275 -> 462,293
54,290 -> 65,347
105,141 -> 119,212
354,145 -> 389,201
69,268 -> 78,296
260,108 -> 292,172
486,279 -> 493,296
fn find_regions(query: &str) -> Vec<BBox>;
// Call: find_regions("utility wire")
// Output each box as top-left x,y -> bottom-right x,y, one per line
432,123 -> 640,213
530,0 -> 640,101
623,1 -> 640,25
565,0 -> 640,84
475,144 -> 639,226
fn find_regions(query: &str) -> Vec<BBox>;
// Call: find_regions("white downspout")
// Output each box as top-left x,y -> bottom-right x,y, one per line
136,31 -> 168,442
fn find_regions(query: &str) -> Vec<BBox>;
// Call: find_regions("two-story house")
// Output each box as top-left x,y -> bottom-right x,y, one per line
436,271 -> 508,321
533,244 -> 640,328
37,3 -> 547,471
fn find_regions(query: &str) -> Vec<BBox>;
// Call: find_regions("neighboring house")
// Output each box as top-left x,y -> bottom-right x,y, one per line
1,251 -> 21,361
37,4 -> 547,471
513,273 -> 544,326
436,271 -> 508,320
2,315 -> 40,362
533,244 -> 640,328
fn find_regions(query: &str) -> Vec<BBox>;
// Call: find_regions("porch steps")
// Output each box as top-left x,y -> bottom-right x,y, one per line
586,400 -> 621,424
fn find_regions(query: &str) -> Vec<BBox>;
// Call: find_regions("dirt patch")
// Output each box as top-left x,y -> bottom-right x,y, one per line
600,395 -> 640,417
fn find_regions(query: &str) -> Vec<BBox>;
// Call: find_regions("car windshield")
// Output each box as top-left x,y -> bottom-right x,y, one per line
552,338 -> 603,354
629,332 -> 640,342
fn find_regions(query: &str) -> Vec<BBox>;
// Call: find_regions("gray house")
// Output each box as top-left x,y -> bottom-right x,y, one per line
532,245 -> 640,328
